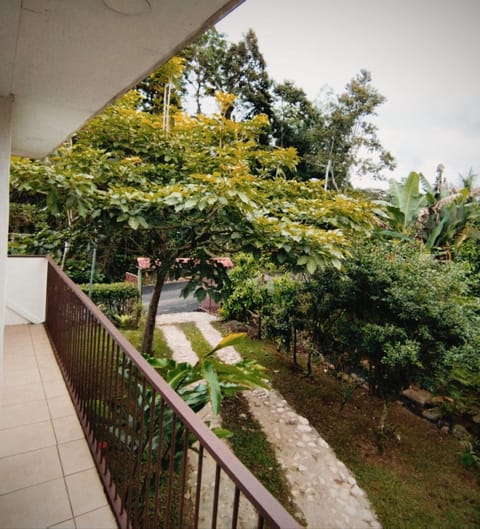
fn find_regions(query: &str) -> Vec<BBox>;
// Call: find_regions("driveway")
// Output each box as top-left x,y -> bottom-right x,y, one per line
142,281 -> 200,314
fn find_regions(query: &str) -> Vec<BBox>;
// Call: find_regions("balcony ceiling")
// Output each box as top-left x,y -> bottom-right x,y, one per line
1,0 -> 242,159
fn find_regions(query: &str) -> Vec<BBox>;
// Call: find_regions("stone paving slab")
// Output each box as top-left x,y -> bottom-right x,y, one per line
156,312 -> 382,529
160,323 -> 199,365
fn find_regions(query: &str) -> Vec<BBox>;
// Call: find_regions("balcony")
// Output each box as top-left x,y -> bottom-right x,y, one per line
1,323 -> 117,528
1,257 -> 300,529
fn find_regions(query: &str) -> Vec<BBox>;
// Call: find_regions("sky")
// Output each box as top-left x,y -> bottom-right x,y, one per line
216,0 -> 480,189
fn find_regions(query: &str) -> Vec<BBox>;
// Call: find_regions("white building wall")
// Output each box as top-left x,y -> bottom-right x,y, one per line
0,95 -> 14,390
5,257 -> 48,325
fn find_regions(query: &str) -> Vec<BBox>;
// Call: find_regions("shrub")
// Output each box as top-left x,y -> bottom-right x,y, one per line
66,258 -> 105,284
219,276 -> 270,324
308,240 -> 480,399
261,275 -> 308,362
80,282 -> 141,327
219,254 -> 271,324
221,241 -> 480,413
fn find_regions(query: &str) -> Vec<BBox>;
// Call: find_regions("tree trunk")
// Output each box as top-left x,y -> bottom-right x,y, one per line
307,348 -> 312,377
292,325 -> 297,366
141,267 -> 167,355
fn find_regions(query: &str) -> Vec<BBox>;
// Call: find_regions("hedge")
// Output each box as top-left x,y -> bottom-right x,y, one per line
80,282 -> 140,326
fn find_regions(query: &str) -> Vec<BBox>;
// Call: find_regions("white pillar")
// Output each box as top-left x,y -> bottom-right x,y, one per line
0,95 -> 14,389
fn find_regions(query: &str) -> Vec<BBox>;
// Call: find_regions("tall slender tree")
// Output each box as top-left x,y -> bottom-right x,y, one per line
305,70 -> 395,189
135,57 -> 184,115
180,28 -> 228,114
221,29 -> 273,121
271,80 -> 321,178
180,28 -> 273,123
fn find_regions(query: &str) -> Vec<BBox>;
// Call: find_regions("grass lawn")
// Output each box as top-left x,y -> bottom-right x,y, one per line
121,326 -> 172,358
178,321 -> 211,356
215,321 -> 480,529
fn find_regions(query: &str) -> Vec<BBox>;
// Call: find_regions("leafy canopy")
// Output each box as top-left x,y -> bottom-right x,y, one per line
11,89 -> 377,353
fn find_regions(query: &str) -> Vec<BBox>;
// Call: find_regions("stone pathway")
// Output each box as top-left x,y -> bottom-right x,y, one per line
156,312 -> 382,529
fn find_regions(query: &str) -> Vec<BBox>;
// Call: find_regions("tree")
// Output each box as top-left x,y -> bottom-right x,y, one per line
270,81 -> 320,179
10,91 -> 377,356
179,28 -> 273,123
180,28 -> 228,114
135,57 -> 184,116
221,29 -> 273,121
96,95 -> 375,355
305,240 -> 480,399
305,70 -> 395,189
10,146 -> 110,275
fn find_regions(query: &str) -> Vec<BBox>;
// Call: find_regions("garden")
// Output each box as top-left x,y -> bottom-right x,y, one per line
8,28 -> 480,528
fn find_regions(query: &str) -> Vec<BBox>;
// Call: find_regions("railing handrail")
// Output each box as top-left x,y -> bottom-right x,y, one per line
45,256 -> 301,529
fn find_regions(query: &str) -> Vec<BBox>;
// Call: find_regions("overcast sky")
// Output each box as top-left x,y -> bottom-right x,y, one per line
216,0 -> 480,188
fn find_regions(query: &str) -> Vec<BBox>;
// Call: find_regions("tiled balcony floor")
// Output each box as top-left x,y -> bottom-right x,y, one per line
0,325 -> 118,529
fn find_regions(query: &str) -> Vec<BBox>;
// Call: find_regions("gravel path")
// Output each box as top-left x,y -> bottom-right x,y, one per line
156,312 -> 382,529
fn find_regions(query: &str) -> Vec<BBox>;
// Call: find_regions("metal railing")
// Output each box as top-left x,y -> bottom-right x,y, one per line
44,257 -> 300,529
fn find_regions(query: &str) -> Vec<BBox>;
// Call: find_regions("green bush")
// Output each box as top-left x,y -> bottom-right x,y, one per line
261,275 -> 307,355
438,347 -> 480,417
307,240 -> 480,400
80,282 -> 140,327
220,276 -> 269,323
220,254 -> 271,323
222,241 -> 480,413
66,258 -> 105,284
220,256 -> 311,365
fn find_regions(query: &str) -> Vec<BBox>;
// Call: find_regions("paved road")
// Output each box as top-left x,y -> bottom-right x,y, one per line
142,282 -> 200,314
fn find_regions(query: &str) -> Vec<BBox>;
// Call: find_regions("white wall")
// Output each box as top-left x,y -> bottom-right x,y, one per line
0,96 -> 14,390
5,257 -> 47,325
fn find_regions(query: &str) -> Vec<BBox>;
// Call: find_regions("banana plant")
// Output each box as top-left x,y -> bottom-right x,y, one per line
99,332 -> 269,525
147,332 -> 269,416
117,332 -> 268,464
424,201 -> 480,256
380,171 -> 480,257
381,172 -> 427,238
420,170 -> 480,255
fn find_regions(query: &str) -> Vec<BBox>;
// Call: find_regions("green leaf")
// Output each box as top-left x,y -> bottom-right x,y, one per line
388,172 -> 426,231
237,191 -> 250,204
209,333 -> 246,355
195,287 -> 207,302
212,360 -> 269,389
212,427 -> 233,439
297,255 -> 309,266
138,215 -> 149,228
202,360 -> 221,415
331,258 -> 342,270
128,216 -> 139,229
425,217 -> 447,250
306,257 -> 317,274
184,198 -> 198,209
167,365 -> 195,390
276,248 -> 288,264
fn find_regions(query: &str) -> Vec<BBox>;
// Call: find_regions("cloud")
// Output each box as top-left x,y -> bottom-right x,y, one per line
217,0 -> 480,187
